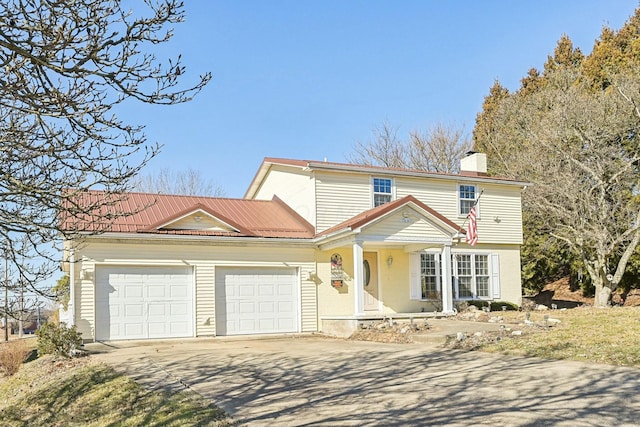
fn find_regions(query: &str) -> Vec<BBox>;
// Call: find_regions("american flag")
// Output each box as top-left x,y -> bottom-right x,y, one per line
466,205 -> 478,246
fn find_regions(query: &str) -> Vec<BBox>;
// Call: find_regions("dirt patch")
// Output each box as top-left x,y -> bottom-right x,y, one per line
349,319 -> 431,344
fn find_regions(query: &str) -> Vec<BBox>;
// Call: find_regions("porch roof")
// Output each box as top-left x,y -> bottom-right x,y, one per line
315,195 -> 465,239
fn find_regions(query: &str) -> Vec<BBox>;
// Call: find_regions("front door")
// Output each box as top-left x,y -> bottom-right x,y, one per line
363,252 -> 380,311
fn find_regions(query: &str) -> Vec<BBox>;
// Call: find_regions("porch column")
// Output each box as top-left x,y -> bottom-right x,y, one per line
441,244 -> 454,313
353,240 -> 364,315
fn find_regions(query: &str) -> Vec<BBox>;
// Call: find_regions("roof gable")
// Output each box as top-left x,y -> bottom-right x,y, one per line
316,195 -> 464,239
143,204 -> 253,235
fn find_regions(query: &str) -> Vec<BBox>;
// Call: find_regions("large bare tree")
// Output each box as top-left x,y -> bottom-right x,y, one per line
134,168 -> 226,197
349,121 -> 472,173
0,1 -> 210,313
480,67 -> 640,307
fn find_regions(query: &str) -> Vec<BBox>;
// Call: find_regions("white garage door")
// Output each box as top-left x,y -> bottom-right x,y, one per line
95,266 -> 194,341
215,267 -> 299,336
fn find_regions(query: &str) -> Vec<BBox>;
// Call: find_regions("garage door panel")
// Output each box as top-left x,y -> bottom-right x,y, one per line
147,286 -> 166,298
239,285 -> 256,297
171,285 -> 188,298
215,267 -> 298,336
239,302 -> 256,314
124,322 -> 144,337
147,303 -> 166,316
170,303 -> 189,316
96,266 -> 193,341
259,302 -> 275,313
125,285 -> 143,298
278,301 -> 294,312
259,285 -> 274,296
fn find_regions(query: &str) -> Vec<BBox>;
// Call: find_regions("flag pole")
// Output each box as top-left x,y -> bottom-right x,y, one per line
459,189 -> 484,232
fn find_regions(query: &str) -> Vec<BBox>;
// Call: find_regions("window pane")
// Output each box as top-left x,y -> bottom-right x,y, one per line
475,255 -> 488,276
459,277 -> 473,298
477,277 -> 489,297
374,194 -> 391,207
420,253 -> 439,299
374,178 -> 392,194
457,255 -> 472,276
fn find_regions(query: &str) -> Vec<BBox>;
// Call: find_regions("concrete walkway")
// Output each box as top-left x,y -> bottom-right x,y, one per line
89,333 -> 640,427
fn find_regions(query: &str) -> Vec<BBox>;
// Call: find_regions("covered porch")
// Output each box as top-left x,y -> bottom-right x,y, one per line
314,196 -> 466,337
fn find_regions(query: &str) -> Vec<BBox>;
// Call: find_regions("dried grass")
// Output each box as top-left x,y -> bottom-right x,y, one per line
0,340 -> 32,376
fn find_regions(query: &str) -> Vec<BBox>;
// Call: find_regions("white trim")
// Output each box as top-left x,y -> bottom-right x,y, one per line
491,253 -> 501,299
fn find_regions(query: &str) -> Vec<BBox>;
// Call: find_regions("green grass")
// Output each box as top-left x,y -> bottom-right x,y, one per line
482,307 -> 640,367
0,355 -> 232,427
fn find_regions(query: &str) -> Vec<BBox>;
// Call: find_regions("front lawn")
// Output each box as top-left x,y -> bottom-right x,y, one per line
0,355 -> 232,427
481,306 -> 640,367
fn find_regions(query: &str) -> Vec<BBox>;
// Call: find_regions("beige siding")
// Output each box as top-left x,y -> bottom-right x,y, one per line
252,165 -> 317,227
396,177 -> 524,245
195,265 -> 215,336
360,208 -> 453,243
167,215 -> 233,232
316,249 -> 356,317
76,259 -> 96,339
472,185 -> 524,245
316,171 -> 371,232
396,177 -> 456,215
75,239 -> 316,340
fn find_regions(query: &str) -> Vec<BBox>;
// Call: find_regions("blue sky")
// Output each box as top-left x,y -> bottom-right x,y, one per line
125,1 -> 635,198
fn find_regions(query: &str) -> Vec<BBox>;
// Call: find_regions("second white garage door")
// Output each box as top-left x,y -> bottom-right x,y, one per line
215,267 -> 299,336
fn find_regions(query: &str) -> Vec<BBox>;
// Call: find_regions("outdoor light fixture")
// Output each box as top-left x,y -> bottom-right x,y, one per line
387,255 -> 393,267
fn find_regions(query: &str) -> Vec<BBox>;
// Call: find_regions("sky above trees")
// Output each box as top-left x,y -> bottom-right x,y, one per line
116,1 -> 634,197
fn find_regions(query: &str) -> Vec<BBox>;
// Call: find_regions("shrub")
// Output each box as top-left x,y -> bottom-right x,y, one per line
0,340 -> 31,376
466,300 -> 519,312
36,323 -> 83,358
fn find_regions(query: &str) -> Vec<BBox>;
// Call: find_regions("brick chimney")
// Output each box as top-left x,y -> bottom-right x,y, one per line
460,151 -> 487,176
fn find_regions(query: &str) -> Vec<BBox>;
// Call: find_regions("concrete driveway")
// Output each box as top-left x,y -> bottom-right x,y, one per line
90,336 -> 640,426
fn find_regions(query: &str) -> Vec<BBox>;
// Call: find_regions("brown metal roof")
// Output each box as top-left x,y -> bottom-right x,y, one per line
62,191 -> 315,239
316,195 -> 464,238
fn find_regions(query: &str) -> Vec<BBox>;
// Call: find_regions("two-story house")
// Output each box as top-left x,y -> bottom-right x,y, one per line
62,152 -> 527,341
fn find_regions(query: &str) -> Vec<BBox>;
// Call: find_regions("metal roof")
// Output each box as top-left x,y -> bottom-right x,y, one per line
62,191 -> 315,239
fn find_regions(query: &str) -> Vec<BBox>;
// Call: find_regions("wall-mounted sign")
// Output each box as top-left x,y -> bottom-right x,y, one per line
331,253 -> 343,288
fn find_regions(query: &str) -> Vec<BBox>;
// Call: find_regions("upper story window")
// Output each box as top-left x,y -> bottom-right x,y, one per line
373,177 -> 393,207
459,184 -> 477,215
